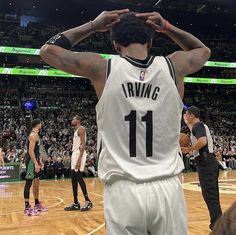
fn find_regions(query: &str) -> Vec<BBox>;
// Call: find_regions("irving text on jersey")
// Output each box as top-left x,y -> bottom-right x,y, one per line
121,82 -> 160,100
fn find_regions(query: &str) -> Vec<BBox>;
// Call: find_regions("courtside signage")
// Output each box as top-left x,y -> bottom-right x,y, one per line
0,46 -> 235,68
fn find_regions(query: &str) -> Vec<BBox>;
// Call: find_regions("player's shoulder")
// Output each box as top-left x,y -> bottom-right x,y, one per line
193,121 -> 205,128
192,121 -> 206,135
29,131 -> 38,140
78,126 -> 86,132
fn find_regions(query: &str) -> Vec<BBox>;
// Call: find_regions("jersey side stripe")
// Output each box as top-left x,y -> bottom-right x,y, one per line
106,59 -> 111,80
97,140 -> 103,159
165,57 -> 176,85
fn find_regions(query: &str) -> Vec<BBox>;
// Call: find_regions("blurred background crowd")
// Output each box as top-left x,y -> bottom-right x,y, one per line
0,0 -> 235,177
1,81 -> 235,176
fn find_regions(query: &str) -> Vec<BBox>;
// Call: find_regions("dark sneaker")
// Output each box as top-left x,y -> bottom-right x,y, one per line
209,223 -> 214,231
64,203 -> 80,211
24,207 -> 39,216
34,202 -> 48,212
80,201 -> 93,212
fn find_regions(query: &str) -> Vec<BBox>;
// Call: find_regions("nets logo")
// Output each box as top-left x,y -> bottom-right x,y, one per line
139,70 -> 146,81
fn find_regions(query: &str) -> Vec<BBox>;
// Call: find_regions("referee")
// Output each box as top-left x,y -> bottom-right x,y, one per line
182,106 -> 222,231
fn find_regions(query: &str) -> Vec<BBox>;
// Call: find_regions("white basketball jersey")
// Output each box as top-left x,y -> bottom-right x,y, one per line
96,55 -> 184,184
72,127 -> 86,152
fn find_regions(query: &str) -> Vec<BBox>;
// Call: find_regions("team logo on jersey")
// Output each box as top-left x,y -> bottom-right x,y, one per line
139,70 -> 146,81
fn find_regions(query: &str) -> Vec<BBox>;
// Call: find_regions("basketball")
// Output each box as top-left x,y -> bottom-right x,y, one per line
179,133 -> 190,147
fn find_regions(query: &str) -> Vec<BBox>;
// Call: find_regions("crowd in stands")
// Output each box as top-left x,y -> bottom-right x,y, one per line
181,85 -> 236,171
0,80 -> 235,175
0,11 -> 235,175
0,92 -> 98,178
0,14 -> 235,61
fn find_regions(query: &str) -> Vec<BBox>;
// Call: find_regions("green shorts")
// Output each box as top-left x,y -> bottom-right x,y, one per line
25,157 -> 40,180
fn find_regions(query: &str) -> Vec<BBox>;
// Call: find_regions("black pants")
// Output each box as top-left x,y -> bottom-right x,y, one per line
197,159 -> 222,226
64,168 -> 71,178
46,167 -> 55,179
55,168 -> 64,178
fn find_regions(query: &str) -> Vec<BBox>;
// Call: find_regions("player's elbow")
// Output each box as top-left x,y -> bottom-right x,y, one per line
40,45 -> 56,61
40,44 -> 48,57
202,46 -> 211,61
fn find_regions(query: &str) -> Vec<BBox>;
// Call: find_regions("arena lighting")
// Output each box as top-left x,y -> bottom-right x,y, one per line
0,67 -> 235,85
0,46 -> 236,68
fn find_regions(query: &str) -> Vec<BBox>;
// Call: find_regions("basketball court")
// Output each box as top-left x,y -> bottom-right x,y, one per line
0,171 -> 235,235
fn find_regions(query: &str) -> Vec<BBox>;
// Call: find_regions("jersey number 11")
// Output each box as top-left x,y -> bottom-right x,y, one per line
125,110 -> 153,158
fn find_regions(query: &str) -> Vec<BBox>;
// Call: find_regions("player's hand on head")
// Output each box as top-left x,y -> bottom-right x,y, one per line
92,9 -> 129,32
136,12 -> 166,32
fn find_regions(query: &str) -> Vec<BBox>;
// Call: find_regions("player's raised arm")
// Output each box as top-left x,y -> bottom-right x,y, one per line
166,25 -> 211,78
40,9 -> 129,81
136,12 -> 211,92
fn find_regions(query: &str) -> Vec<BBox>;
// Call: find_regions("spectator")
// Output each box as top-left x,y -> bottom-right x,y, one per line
53,157 -> 65,179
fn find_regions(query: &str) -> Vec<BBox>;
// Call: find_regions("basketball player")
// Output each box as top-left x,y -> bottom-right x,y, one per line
182,106 -> 222,230
0,147 -> 4,166
23,119 -> 48,216
41,10 -> 211,235
64,116 -> 93,211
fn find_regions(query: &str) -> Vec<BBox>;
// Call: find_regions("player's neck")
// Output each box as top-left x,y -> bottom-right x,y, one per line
74,124 -> 80,130
121,44 -> 148,60
32,128 -> 39,134
192,118 -> 200,125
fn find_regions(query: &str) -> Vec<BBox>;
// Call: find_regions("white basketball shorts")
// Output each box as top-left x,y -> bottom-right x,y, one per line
71,150 -> 87,172
104,176 -> 188,235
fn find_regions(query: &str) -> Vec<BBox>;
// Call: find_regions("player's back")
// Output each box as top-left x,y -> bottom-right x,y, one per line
27,131 -> 40,159
96,55 -> 184,183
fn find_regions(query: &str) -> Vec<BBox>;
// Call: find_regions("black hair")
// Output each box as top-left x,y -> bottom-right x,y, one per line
187,106 -> 201,118
110,12 -> 155,47
31,119 -> 41,128
74,115 -> 81,121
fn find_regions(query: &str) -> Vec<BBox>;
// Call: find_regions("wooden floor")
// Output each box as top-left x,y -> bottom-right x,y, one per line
0,171 -> 236,235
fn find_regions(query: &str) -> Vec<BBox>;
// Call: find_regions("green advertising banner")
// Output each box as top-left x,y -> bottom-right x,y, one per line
184,77 -> 236,85
204,61 -> 236,68
0,67 -> 77,77
0,46 -> 40,55
0,67 -> 235,84
0,46 -> 235,68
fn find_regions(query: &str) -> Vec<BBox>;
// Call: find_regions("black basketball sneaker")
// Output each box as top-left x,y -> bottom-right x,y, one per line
80,201 -> 93,212
64,203 -> 80,211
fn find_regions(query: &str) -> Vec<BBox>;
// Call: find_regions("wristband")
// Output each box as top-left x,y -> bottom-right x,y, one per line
46,33 -> 72,50
161,20 -> 170,32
